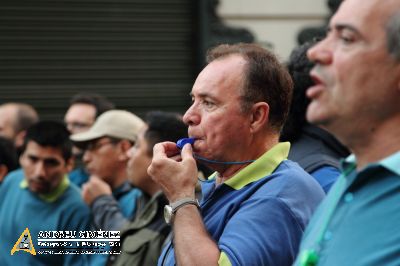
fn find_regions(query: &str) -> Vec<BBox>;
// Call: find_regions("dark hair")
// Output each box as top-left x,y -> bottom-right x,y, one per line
22,121 -> 73,161
386,11 -> 400,61
206,43 -> 293,132
281,41 -> 316,142
0,136 -> 18,172
69,92 -> 115,118
144,111 -> 188,155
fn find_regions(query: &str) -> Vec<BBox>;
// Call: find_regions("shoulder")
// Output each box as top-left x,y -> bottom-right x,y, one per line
310,165 -> 341,193
254,160 -> 325,226
118,187 -> 143,203
2,168 -> 24,185
0,169 -> 25,199
58,183 -> 90,214
68,168 -> 89,187
265,160 -> 323,193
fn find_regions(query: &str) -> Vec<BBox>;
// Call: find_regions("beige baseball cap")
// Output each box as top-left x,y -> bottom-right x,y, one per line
70,110 -> 145,143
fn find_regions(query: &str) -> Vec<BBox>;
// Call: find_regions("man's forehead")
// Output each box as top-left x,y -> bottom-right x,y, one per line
192,57 -> 245,97
65,103 -> 96,120
190,91 -> 213,98
25,141 -> 65,160
333,0 -> 400,26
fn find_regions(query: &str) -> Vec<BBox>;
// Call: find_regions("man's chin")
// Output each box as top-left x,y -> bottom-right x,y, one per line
28,180 -> 51,194
306,103 -> 327,125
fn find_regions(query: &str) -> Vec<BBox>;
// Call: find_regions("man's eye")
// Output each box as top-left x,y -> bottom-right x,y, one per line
28,156 -> 39,163
203,100 -> 214,107
340,36 -> 353,44
339,31 -> 355,44
44,159 -> 61,167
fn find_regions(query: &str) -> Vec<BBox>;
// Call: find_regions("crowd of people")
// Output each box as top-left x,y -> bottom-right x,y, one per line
0,0 -> 399,265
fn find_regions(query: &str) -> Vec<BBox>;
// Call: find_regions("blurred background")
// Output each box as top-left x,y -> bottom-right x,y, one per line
0,0 -> 341,120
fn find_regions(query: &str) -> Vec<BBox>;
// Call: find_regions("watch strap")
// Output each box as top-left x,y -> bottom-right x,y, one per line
171,198 -> 200,214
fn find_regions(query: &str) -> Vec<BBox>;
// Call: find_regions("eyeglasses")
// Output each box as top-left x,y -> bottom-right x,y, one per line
65,121 -> 92,131
85,140 -> 117,152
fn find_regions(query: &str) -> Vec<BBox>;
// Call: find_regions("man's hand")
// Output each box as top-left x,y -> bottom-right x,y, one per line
81,176 -> 112,205
148,142 -> 198,202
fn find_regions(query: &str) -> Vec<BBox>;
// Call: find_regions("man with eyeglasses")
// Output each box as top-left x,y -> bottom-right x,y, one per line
64,92 -> 115,187
71,109 -> 145,266
71,109 -> 145,228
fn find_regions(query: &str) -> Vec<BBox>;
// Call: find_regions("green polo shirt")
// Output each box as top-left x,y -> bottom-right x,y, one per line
294,151 -> 400,266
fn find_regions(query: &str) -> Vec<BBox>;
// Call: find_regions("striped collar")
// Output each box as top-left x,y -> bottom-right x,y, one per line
208,142 -> 290,190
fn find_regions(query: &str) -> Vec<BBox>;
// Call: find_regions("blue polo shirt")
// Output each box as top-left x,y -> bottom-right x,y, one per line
294,151 -> 400,266
159,143 -> 324,266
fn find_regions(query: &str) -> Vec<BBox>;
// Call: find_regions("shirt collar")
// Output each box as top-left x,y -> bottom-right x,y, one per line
380,151 -> 400,175
113,181 -> 132,198
222,142 -> 290,190
20,175 -> 70,203
342,151 -> 400,176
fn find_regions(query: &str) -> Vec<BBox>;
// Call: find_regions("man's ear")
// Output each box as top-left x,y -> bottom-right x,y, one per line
117,140 -> 133,161
250,102 -> 269,133
14,130 -> 26,149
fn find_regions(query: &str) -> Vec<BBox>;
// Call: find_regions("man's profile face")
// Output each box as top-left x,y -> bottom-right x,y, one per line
82,137 -> 120,184
64,103 -> 96,134
183,55 -> 253,166
306,0 -> 400,138
20,141 -> 72,194
126,126 -> 152,189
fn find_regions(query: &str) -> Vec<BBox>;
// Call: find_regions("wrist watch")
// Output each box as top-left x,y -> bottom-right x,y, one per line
164,197 -> 200,225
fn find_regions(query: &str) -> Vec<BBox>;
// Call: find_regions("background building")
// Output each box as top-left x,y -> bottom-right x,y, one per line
0,0 -> 334,120
218,0 -> 329,60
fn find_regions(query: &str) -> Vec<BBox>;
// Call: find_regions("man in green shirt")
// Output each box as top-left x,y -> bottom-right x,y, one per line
294,0 -> 400,265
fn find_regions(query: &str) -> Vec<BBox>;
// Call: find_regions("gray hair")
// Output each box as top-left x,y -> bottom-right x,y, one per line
386,11 -> 400,61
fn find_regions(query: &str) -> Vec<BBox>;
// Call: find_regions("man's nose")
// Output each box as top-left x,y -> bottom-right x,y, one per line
126,147 -> 133,158
82,150 -> 92,164
183,104 -> 200,126
33,161 -> 46,177
307,38 -> 333,65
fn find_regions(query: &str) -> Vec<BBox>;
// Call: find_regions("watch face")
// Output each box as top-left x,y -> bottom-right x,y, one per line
164,205 -> 173,224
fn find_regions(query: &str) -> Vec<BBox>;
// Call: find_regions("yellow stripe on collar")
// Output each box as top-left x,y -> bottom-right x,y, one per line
224,142 -> 290,190
218,251 -> 232,266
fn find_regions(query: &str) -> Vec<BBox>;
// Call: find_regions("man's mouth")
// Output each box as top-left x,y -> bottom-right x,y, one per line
307,72 -> 325,99
29,179 -> 47,190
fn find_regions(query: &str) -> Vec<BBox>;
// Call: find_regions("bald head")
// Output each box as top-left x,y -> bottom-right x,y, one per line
0,103 -> 39,147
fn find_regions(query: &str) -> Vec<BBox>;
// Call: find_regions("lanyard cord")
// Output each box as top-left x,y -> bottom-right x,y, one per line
300,164 -> 356,266
193,154 -> 255,165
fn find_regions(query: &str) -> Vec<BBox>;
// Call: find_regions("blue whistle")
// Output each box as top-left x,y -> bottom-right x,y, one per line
176,138 -> 196,149
176,137 -> 255,165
